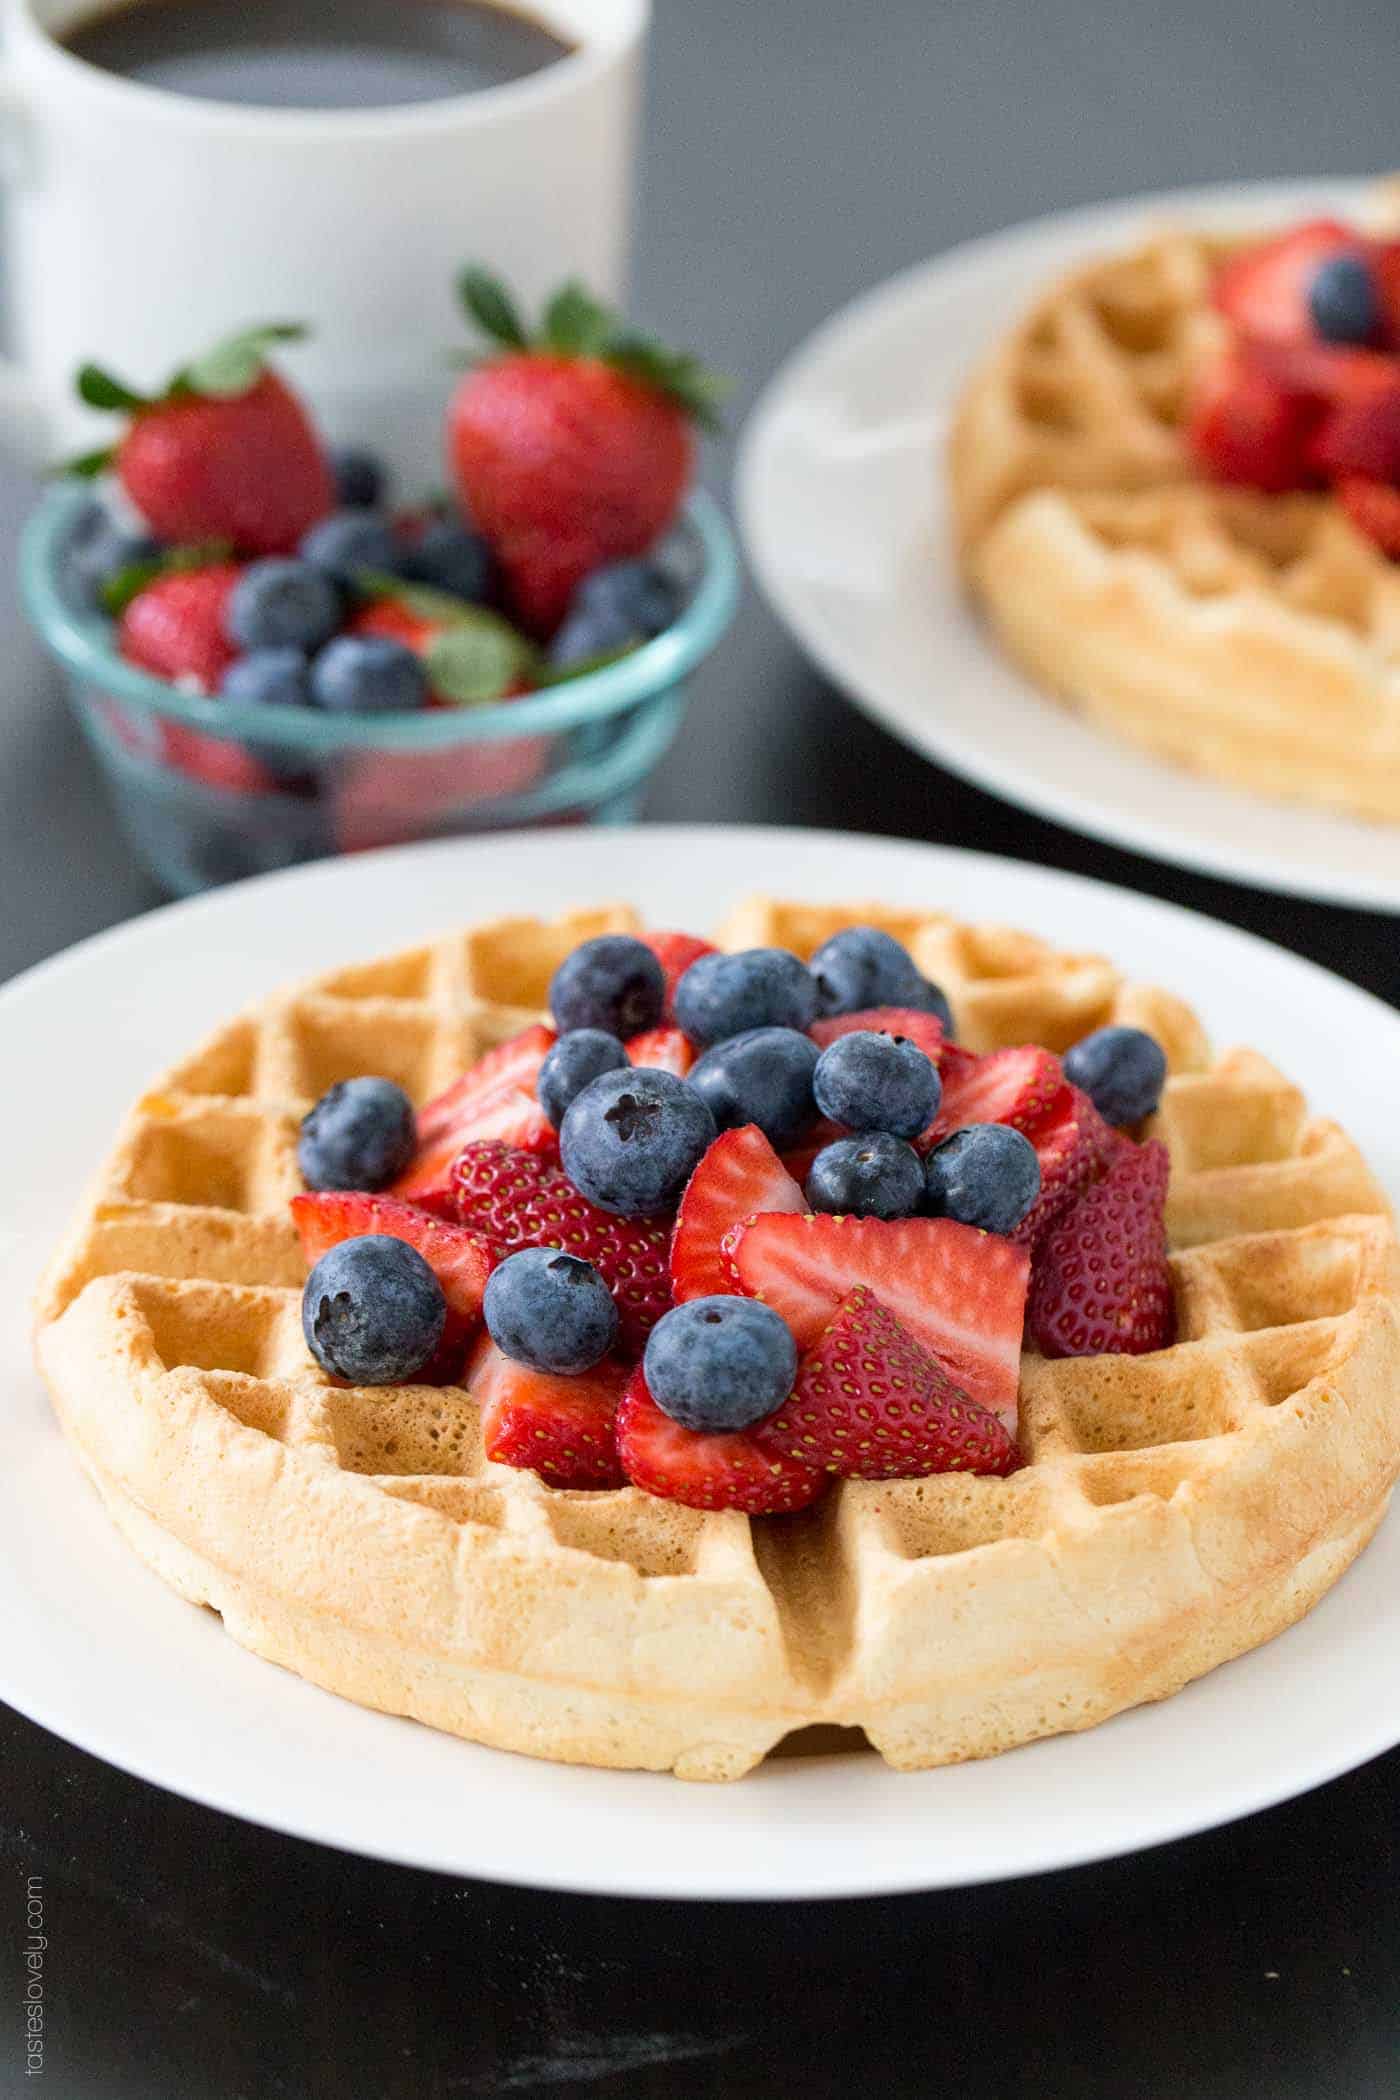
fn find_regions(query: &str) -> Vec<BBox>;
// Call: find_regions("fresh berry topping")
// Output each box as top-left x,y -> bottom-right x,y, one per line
117,562 -> 244,690
290,1191 -> 495,1329
298,1076 -> 416,1192
1307,252 -> 1382,346
299,509 -> 400,587
1063,1025 -> 1167,1126
643,1296 -> 797,1433
754,1287 -> 1021,1480
537,1029 -> 630,1129
469,1335 -> 626,1488
924,1123 -> 1042,1236
549,934 -> 665,1038
673,948 -> 818,1046
63,500 -> 158,611
1012,1085 -> 1116,1249
807,925 -> 952,1031
311,634 -> 428,713
451,1141 -> 673,1354
392,1025 -> 558,1210
812,1030 -> 941,1140
330,447 -> 386,510
670,1123 -> 808,1302
808,1005 -> 945,1064
221,647 -> 314,710
1307,360 -> 1400,483
1027,1138 -> 1174,1359
727,1211 -> 1030,1417
1213,219 -> 1361,343
624,1027 -> 695,1076
805,1132 -> 925,1220
640,931 -> 718,1018
398,517 -> 492,603
927,1043 -> 1065,1146
1187,346 -> 1320,492
550,557 -> 680,668
688,1028 -> 819,1149
302,1234 -> 446,1385
779,1117 -> 849,1185
615,1367 -> 823,1514
483,1246 -> 619,1374
559,1067 -> 716,1216
226,556 -> 341,655
1337,473 -> 1400,555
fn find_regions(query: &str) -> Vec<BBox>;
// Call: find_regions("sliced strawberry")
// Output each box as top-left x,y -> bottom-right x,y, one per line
290,1191 -> 496,1328
391,1025 -> 557,1210
727,1211 -> 1029,1418
640,932 -> 717,1020
1373,239 -> 1400,347
927,1044 -> 1065,1149
468,1335 -> 626,1487
1027,1137 -> 1174,1359
1012,1084 -> 1116,1248
1187,347 -> 1321,493
670,1125 -> 808,1301
452,1141 -> 672,1354
1213,219 -> 1361,342
1309,364 -> 1400,482
1336,474 -> 1400,556
808,1006 -> 945,1064
626,1026 -> 695,1076
755,1286 -> 1020,1480
615,1366 -> 824,1513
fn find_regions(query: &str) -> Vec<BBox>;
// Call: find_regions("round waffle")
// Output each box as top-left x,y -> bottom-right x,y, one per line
34,901 -> 1400,1780
950,216 -> 1400,822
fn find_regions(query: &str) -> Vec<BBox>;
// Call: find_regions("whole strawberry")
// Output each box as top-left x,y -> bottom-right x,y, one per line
446,268 -> 726,634
1027,1136 -> 1174,1358
117,561 -> 245,690
68,323 -> 332,555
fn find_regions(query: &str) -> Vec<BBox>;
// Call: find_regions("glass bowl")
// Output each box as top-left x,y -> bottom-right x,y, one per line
21,483 -> 740,895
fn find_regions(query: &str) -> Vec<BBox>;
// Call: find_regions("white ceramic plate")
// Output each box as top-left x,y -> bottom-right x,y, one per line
4,825 -> 1399,1900
734,178 -> 1400,912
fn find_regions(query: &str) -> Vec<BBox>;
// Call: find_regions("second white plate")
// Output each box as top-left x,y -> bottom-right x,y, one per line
734,177 -> 1400,910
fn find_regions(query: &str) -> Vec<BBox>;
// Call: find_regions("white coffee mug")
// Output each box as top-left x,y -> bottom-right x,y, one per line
0,0 -> 647,480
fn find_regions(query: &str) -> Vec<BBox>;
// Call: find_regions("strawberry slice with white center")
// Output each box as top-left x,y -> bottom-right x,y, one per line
468,1336 -> 627,1488
615,1366 -> 824,1514
391,1023 -> 557,1210
290,1191 -> 496,1328
1012,1084 -> 1116,1249
1027,1137 -> 1174,1359
670,1124 -> 808,1301
925,1043 -> 1065,1151
641,932 -> 717,1020
726,1211 -> 1029,1419
808,1006 -> 945,1064
625,1026 -> 695,1076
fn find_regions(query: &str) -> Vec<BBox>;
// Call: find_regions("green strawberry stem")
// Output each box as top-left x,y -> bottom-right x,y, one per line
100,540 -> 235,617
68,320 -> 311,449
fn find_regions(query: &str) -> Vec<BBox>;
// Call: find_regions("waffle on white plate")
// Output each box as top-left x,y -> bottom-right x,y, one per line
950,199 -> 1400,822
34,901 -> 1400,1780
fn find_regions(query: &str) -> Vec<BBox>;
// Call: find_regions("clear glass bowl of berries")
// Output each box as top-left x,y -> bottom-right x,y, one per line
20,287 -> 739,895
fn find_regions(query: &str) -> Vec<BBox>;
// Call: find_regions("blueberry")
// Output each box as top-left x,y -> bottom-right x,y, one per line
560,1067 -> 716,1216
311,635 -> 428,714
399,518 -> 491,603
1308,253 -> 1380,346
537,1028 -> 629,1128
330,447 -> 387,509
549,602 -> 636,671
687,1027 -> 818,1148
1063,1025 -> 1167,1126
809,925 -> 953,1032
483,1247 -> 618,1374
812,1030 -> 941,1139
672,949 -> 818,1047
221,647 -> 314,710
64,500 -> 159,611
298,1076 -> 417,1191
302,1235 -> 445,1385
805,1132 -> 925,1220
643,1296 -> 797,1433
924,1124 -> 1041,1235
224,558 -> 341,654
550,558 -> 680,668
300,509 -> 400,587
549,935 -> 665,1038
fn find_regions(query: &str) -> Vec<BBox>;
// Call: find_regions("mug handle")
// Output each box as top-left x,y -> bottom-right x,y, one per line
0,65 -> 49,465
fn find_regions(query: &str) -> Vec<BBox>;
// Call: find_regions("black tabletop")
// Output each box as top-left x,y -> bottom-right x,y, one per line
6,4 -> 1400,2096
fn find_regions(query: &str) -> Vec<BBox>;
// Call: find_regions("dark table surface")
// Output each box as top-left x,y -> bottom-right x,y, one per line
5,3 -> 1400,2095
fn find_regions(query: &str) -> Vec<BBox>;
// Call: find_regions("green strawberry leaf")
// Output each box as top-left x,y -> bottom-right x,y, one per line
424,607 -> 537,705
99,539 -> 234,617
54,444 -> 117,480
542,281 -> 615,358
180,321 -> 308,400
605,332 -> 732,432
459,266 -> 529,351
75,364 -> 149,414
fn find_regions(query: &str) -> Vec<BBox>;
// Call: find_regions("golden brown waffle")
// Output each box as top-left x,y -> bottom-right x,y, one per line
950,214 -> 1400,821
34,902 -> 1400,1780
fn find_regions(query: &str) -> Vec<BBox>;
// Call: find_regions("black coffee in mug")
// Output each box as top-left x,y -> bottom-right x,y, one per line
59,0 -> 576,109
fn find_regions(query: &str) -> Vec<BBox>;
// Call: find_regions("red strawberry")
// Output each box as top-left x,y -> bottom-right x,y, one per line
727,1211 -> 1029,1419
1187,347 -> 1321,492
670,1125 -> 808,1302
391,1026 -> 557,1212
118,562 -> 243,690
158,721 -> 277,796
927,1044 -> 1066,1148
469,1335 -> 626,1487
808,1005 -> 945,1064
446,269 -> 722,634
1373,239 -> 1400,346
1027,1137 -> 1174,1359
73,326 -> 332,554
1213,219 -> 1361,343
754,1287 -> 1020,1480
1309,361 -> 1400,482
615,1366 -> 824,1514
625,1027 -> 695,1076
1012,1084 -> 1116,1249
452,1141 -> 672,1354
1337,474 -> 1400,556
290,1191 -> 496,1331
640,931 -> 718,1018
